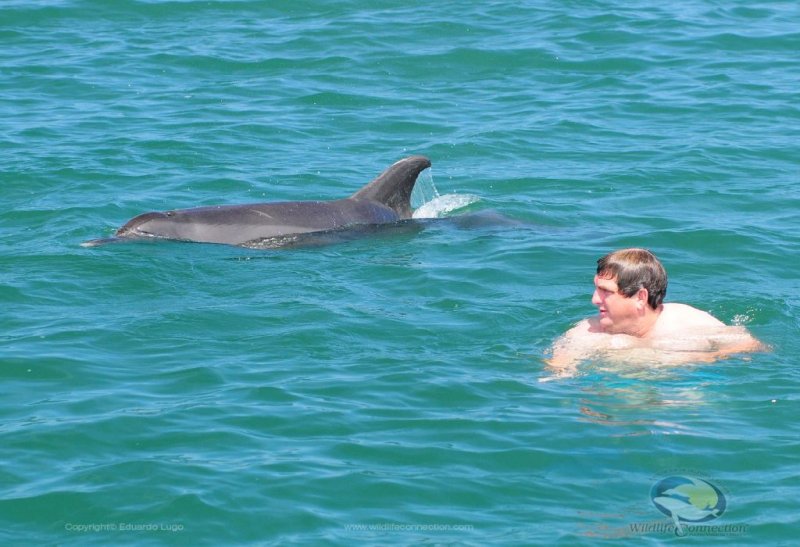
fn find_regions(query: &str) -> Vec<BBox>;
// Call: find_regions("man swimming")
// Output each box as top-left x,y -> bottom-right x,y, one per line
547,248 -> 763,374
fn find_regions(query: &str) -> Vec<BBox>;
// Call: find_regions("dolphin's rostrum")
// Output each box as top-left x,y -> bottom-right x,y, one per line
82,155 -> 431,248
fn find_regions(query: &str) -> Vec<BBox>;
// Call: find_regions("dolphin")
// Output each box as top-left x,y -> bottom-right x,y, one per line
82,155 -> 432,249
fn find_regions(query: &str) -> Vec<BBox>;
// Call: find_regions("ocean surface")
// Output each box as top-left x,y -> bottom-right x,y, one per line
2,1 -> 798,544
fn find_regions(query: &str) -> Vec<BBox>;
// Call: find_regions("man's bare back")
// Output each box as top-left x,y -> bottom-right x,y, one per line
548,304 -> 761,373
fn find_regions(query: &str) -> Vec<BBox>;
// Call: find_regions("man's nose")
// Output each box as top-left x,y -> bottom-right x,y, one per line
591,290 -> 601,306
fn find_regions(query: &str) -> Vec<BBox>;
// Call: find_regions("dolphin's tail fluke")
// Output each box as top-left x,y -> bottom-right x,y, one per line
350,155 -> 431,219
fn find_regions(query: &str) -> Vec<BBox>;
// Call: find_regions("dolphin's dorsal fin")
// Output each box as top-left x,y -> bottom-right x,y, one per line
350,155 -> 431,219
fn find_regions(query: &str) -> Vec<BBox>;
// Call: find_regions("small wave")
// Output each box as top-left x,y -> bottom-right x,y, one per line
731,313 -> 752,326
412,194 -> 481,219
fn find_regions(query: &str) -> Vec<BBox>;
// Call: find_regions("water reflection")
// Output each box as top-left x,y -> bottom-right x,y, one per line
564,361 -> 716,435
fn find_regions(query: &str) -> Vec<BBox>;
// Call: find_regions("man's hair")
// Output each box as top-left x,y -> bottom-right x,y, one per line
596,248 -> 667,310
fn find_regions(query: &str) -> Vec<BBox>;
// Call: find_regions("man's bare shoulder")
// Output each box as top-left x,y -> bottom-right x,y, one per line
655,303 -> 725,332
563,317 -> 606,337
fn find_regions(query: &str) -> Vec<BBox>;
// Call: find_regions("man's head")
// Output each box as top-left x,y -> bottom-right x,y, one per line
591,248 -> 668,335
595,248 -> 667,309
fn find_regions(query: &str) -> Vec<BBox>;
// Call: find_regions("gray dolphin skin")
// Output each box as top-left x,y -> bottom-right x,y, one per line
82,155 -> 432,248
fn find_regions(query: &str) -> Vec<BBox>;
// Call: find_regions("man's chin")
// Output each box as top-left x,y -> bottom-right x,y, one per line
597,317 -> 614,331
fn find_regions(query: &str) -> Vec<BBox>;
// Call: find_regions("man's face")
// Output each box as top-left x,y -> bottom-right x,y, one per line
591,274 -> 640,334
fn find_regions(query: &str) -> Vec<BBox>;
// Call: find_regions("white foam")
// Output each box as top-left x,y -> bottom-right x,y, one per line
412,193 -> 481,219
409,168 -> 480,219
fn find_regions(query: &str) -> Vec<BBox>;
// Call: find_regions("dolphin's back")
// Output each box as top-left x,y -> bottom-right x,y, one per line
81,155 -> 432,248
117,199 -> 399,246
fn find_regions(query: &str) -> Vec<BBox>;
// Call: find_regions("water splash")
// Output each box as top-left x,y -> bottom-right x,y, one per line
413,194 -> 481,219
410,168 -> 480,219
410,168 -> 440,210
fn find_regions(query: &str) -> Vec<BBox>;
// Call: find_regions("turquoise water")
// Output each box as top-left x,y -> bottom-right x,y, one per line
2,1 -> 798,544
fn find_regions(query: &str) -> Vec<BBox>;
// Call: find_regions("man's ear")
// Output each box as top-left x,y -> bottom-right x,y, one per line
636,288 -> 649,310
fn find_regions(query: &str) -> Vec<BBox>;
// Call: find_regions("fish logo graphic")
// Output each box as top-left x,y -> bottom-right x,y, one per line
650,476 -> 727,536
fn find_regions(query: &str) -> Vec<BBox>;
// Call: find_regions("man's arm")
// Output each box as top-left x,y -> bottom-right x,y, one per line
545,320 -> 592,375
707,327 -> 766,360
